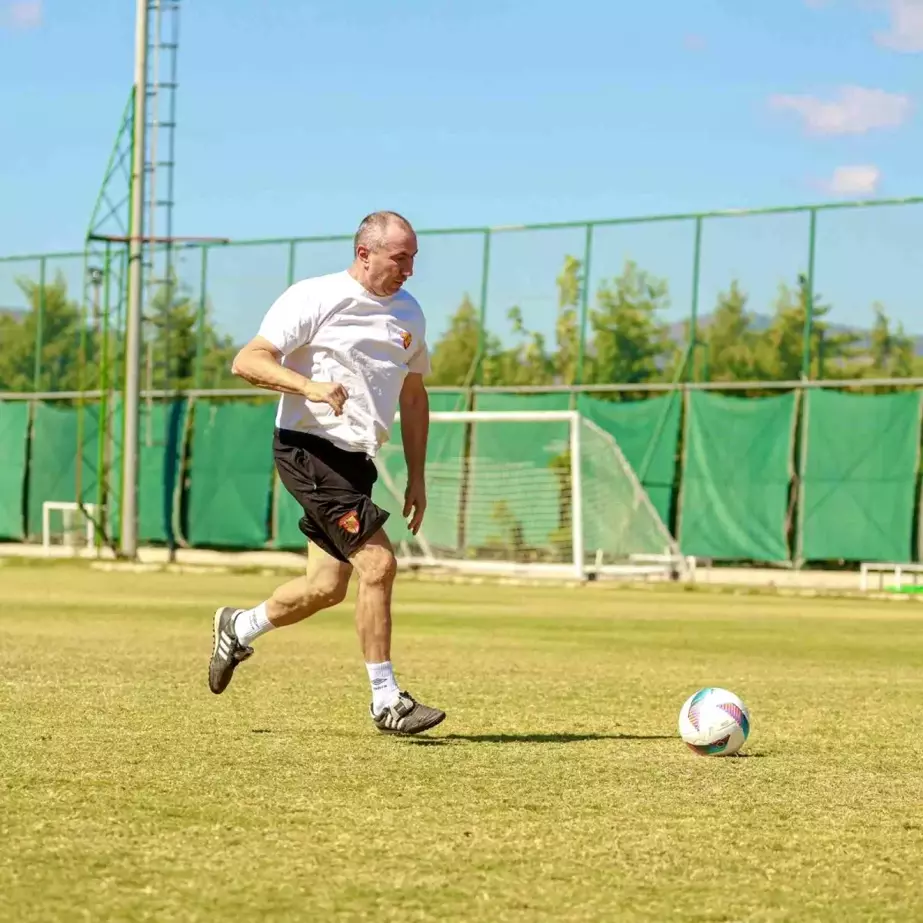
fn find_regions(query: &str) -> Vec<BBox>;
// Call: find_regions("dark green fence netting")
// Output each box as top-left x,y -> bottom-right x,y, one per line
678,391 -> 797,561
187,400 -> 277,548
26,399 -> 187,546
798,390 -> 922,562
576,393 -> 681,527
0,401 -> 30,540
27,402 -> 103,540
138,400 -> 188,544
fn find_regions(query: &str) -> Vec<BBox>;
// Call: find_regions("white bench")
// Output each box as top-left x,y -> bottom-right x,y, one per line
859,561 -> 923,592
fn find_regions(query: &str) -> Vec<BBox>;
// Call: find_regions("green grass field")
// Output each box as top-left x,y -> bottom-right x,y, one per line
3,562 -> 923,922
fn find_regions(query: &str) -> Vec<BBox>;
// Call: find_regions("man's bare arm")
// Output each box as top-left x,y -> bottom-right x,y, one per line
231,336 -> 348,415
399,372 -> 429,533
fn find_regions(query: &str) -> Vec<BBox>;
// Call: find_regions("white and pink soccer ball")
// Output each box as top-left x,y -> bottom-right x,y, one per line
678,687 -> 751,757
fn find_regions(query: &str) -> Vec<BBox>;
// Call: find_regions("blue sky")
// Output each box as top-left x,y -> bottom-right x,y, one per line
1,0 -> 922,343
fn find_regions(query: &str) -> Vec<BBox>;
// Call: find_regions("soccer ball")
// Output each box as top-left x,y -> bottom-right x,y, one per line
678,687 -> 750,757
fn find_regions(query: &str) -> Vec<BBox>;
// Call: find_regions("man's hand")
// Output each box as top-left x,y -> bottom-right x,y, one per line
303,381 -> 349,416
403,479 -> 427,535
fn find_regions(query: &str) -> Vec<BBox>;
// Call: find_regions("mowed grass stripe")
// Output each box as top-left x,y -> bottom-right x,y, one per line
2,564 -> 923,922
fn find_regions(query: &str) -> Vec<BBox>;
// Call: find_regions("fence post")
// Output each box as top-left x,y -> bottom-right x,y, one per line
802,208 -> 818,380
194,245 -> 209,389
287,239 -> 297,287
475,230 -> 491,384
575,222 -> 594,387
33,257 -> 46,392
96,244 -> 113,544
689,216 -> 703,382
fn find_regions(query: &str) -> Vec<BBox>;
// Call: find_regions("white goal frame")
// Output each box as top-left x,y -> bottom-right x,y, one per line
42,501 -> 100,556
387,409 -> 686,581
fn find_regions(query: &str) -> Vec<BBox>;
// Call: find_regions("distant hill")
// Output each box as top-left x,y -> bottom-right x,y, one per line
671,313 -> 923,358
0,306 -> 26,322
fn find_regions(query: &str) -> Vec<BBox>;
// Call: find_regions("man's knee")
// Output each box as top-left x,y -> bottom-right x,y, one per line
353,540 -> 397,588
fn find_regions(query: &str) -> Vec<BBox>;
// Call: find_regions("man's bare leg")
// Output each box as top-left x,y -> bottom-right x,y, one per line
265,542 -> 353,627
349,529 -> 445,734
208,542 -> 351,694
349,529 -> 396,665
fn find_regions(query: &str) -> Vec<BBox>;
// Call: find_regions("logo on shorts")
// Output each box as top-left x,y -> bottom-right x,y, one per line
400,330 -> 412,350
338,510 -> 360,534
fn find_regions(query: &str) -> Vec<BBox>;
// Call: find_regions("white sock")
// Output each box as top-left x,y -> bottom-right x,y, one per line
234,602 -> 275,647
366,661 -> 400,713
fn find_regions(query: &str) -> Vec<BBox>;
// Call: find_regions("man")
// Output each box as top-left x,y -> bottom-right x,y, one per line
207,210 -> 445,737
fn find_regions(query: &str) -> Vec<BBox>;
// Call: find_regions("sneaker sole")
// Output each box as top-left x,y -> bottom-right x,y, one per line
375,711 -> 447,736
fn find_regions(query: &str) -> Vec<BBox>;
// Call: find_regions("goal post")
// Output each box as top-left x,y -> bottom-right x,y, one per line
42,502 -> 101,556
374,410 -> 685,581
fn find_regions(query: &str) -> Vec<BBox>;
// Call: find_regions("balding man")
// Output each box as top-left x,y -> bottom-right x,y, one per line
208,211 -> 445,736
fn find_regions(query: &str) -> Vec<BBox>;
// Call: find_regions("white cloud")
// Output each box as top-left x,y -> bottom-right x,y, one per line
769,85 -> 912,135
874,0 -> 923,52
1,1 -> 42,30
807,0 -> 923,52
683,33 -> 707,51
825,164 -> 882,195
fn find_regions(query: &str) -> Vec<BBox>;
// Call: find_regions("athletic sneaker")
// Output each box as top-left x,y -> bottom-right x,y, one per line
370,691 -> 446,736
208,607 -> 254,694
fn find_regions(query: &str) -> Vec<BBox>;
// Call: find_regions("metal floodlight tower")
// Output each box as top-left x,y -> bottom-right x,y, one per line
121,0 -> 151,559
120,0 -> 182,559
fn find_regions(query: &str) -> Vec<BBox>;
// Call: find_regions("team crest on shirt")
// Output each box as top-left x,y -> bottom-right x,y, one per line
338,510 -> 360,534
400,329 -> 412,350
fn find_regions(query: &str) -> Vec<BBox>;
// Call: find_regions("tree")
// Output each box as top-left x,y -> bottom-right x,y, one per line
754,274 -> 861,381
584,260 -> 674,389
428,293 -> 559,387
865,302 -> 917,378
0,273 -> 92,392
481,306 -> 555,386
0,270 -> 239,394
427,294 -> 483,387
143,275 -> 238,391
554,255 -> 581,384
700,280 -> 761,381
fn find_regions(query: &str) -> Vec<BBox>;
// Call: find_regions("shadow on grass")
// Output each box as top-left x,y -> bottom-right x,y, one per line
412,732 -> 678,745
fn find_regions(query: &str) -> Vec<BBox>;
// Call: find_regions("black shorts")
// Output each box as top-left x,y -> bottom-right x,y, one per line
273,428 -> 390,563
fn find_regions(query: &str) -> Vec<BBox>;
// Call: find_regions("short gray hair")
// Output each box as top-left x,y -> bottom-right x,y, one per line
354,211 -> 414,254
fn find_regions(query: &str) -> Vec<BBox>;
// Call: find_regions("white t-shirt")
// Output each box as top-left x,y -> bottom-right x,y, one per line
256,270 -> 430,457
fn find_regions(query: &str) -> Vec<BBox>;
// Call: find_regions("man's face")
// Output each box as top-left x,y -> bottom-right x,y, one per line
359,224 -> 418,297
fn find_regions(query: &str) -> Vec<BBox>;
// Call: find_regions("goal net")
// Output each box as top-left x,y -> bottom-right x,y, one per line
41,502 -> 100,556
374,410 -> 684,580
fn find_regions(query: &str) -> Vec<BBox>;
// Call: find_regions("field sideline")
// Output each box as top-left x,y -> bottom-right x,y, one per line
2,563 -> 923,922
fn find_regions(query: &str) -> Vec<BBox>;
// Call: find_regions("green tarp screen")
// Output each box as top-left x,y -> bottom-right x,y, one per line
576,393 -> 680,527
27,402 -> 102,540
798,390 -> 922,562
275,470 -> 309,551
0,401 -> 29,540
187,400 -> 277,548
678,391 -> 797,561
138,400 -> 188,544
24,400 -> 184,546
